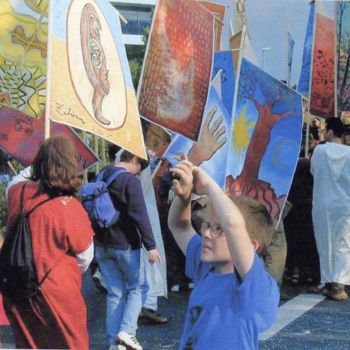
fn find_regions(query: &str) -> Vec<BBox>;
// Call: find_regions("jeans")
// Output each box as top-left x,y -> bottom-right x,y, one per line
95,246 -> 142,345
143,295 -> 158,311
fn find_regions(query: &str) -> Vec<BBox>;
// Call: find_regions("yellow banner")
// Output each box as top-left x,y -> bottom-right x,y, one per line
0,0 -> 48,118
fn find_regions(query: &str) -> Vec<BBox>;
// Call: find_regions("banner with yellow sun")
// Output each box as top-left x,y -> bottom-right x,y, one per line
225,58 -> 303,225
0,0 -> 48,118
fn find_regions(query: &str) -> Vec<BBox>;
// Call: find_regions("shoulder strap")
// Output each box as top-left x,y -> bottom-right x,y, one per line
17,182 -> 54,217
26,197 -> 55,217
95,166 -> 107,182
105,168 -> 127,187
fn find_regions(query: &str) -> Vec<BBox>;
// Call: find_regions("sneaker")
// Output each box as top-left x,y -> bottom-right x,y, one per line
117,331 -> 143,350
170,284 -> 180,292
139,307 -> 168,324
329,290 -> 348,301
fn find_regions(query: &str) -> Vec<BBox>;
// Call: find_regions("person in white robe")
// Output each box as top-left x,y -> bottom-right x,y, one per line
311,117 -> 350,301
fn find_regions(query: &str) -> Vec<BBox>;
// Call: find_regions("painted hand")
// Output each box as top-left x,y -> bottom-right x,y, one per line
188,106 -> 227,166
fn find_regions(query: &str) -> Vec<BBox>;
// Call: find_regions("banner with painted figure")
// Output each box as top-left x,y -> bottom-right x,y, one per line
337,1 -> 350,112
0,107 -> 98,172
164,85 -> 231,189
309,3 -> 336,118
225,58 -> 303,225
48,0 -> 146,159
198,0 -> 236,51
297,1 -> 315,95
0,0 -> 48,118
138,0 -> 214,141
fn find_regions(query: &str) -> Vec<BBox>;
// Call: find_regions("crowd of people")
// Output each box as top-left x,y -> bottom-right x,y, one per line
0,115 -> 349,350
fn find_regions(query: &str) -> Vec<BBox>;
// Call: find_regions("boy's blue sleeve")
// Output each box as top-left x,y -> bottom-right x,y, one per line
236,254 -> 279,332
185,234 -> 211,283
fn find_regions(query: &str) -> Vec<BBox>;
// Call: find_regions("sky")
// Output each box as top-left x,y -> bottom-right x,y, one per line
245,0 -> 310,88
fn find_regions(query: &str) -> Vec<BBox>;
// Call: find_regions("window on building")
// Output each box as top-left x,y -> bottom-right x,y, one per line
114,6 -> 152,35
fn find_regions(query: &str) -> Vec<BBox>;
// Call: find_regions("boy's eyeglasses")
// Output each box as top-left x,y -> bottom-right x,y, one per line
200,221 -> 224,239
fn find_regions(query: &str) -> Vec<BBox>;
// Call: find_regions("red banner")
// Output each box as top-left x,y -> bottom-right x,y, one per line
0,107 -> 98,172
310,13 -> 335,118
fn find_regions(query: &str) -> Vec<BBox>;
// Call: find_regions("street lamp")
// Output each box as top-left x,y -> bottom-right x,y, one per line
261,47 -> 271,71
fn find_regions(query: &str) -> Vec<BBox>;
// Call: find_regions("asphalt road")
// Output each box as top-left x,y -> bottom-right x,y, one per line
2,274 -> 350,349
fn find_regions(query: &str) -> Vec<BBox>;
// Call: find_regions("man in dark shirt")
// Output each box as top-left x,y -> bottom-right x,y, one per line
95,147 -> 161,350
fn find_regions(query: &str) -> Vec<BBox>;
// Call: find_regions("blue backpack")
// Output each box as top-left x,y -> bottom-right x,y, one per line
80,168 -> 126,228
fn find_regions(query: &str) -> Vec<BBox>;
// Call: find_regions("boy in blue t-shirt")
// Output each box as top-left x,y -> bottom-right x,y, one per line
168,159 -> 279,350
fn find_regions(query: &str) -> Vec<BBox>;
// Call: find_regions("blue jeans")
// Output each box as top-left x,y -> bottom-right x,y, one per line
95,246 -> 143,345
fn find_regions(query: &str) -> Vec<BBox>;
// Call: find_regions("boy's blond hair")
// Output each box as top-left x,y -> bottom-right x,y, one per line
228,195 -> 274,254
191,195 -> 274,254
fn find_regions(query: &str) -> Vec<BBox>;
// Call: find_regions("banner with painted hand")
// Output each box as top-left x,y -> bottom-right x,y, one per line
164,86 -> 231,189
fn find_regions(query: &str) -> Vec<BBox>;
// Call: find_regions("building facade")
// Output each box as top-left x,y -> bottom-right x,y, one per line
110,0 -> 156,47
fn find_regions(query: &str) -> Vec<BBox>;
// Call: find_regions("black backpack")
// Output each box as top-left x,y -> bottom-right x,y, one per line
0,183 -> 54,301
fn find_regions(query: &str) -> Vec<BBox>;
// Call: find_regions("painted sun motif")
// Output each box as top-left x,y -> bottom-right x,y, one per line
231,105 -> 255,157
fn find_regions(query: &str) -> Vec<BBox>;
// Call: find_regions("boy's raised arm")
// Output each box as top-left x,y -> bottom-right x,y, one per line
168,160 -> 196,255
192,166 -> 255,279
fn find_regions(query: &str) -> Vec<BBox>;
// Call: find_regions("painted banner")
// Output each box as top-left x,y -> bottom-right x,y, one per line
199,0 -> 236,50
337,2 -> 350,112
164,86 -> 231,188
199,1 -> 225,51
140,167 -> 167,298
138,0 -> 214,141
297,1 -> 315,94
48,0 -> 146,159
143,120 -> 171,159
0,107 -> 98,172
230,31 -> 242,75
212,50 -> 235,117
309,11 -> 335,118
0,0 -> 48,118
225,58 -> 303,225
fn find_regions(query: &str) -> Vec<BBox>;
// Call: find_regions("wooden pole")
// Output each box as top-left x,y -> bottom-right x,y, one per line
94,135 -> 100,172
44,0 -> 53,139
7,161 -> 17,176
82,131 -> 88,183
305,119 -> 310,158
101,138 -> 106,165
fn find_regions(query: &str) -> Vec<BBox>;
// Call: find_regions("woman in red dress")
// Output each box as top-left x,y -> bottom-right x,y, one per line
3,135 -> 94,349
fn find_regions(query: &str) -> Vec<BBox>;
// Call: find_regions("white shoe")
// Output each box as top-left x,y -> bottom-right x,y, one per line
117,331 -> 143,350
188,282 -> 194,290
170,284 -> 180,292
